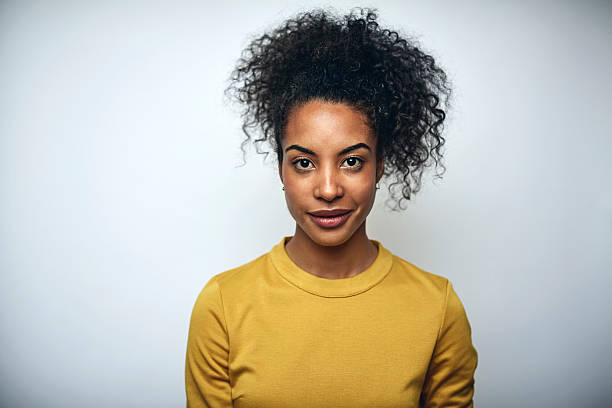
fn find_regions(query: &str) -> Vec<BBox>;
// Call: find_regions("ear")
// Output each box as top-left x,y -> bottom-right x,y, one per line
278,160 -> 283,184
376,157 -> 384,183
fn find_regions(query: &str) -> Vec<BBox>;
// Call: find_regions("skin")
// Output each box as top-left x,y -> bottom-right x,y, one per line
278,99 -> 384,279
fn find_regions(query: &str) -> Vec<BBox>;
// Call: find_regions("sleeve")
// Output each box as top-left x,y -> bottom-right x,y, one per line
420,281 -> 478,408
185,276 -> 233,408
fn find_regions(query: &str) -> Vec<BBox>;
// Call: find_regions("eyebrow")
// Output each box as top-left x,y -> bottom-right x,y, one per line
284,143 -> 371,156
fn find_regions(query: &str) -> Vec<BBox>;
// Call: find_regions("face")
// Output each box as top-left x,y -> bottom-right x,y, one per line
279,99 -> 383,247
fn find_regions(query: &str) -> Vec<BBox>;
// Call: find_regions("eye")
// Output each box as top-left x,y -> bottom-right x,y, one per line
292,158 -> 314,170
341,156 -> 364,169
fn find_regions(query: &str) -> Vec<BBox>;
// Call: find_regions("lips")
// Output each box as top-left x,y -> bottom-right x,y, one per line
308,209 -> 352,217
307,209 -> 353,228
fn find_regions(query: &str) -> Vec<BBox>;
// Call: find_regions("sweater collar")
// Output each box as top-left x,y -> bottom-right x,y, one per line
269,236 -> 393,298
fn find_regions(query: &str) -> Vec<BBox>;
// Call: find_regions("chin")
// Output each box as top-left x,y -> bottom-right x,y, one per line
308,233 -> 351,247
301,221 -> 361,248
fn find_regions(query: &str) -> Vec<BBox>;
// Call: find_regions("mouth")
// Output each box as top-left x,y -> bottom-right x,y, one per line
307,210 -> 353,229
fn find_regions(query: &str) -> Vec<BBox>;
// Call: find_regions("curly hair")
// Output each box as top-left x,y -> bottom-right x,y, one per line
226,7 -> 451,210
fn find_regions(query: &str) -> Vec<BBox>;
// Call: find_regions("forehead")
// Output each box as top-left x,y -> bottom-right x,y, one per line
283,100 -> 375,151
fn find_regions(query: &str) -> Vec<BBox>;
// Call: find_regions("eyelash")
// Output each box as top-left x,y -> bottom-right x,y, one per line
291,156 -> 364,171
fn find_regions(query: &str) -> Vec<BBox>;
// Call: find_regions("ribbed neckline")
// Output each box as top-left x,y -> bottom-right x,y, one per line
269,236 -> 393,298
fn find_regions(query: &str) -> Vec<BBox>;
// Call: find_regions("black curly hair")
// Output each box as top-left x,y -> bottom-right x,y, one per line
226,7 -> 451,210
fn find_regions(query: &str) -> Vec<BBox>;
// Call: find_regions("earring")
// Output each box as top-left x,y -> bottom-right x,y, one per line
282,186 -> 285,191
375,182 -> 380,190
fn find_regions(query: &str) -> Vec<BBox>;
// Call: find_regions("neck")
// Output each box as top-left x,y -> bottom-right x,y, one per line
284,222 -> 379,279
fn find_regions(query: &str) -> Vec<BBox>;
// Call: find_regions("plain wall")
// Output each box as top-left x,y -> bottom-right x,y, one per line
1,0 -> 611,406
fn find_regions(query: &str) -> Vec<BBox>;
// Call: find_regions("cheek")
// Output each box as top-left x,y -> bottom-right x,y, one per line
356,185 -> 376,205
282,172 -> 298,198
282,163 -> 310,196
282,179 -> 305,215
348,173 -> 377,198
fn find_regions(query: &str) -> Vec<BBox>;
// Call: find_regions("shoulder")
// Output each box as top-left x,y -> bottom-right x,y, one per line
388,253 -> 473,336
192,250 -> 271,308
384,251 -> 471,322
387,251 -> 474,340
212,251 -> 270,290
388,252 -> 450,298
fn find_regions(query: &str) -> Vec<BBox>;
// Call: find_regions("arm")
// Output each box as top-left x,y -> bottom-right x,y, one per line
185,276 -> 233,408
420,281 -> 478,408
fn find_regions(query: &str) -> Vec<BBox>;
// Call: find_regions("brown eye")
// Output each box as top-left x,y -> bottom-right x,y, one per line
341,157 -> 364,169
293,158 -> 314,170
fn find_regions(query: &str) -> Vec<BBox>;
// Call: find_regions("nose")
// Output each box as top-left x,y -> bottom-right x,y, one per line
314,166 -> 344,202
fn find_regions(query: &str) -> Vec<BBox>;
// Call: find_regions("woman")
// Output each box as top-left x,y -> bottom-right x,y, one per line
186,8 -> 477,408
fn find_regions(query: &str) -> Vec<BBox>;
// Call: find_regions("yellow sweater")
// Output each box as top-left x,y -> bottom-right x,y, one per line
185,237 -> 477,408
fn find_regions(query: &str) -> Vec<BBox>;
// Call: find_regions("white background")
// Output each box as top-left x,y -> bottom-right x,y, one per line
1,0 -> 611,406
